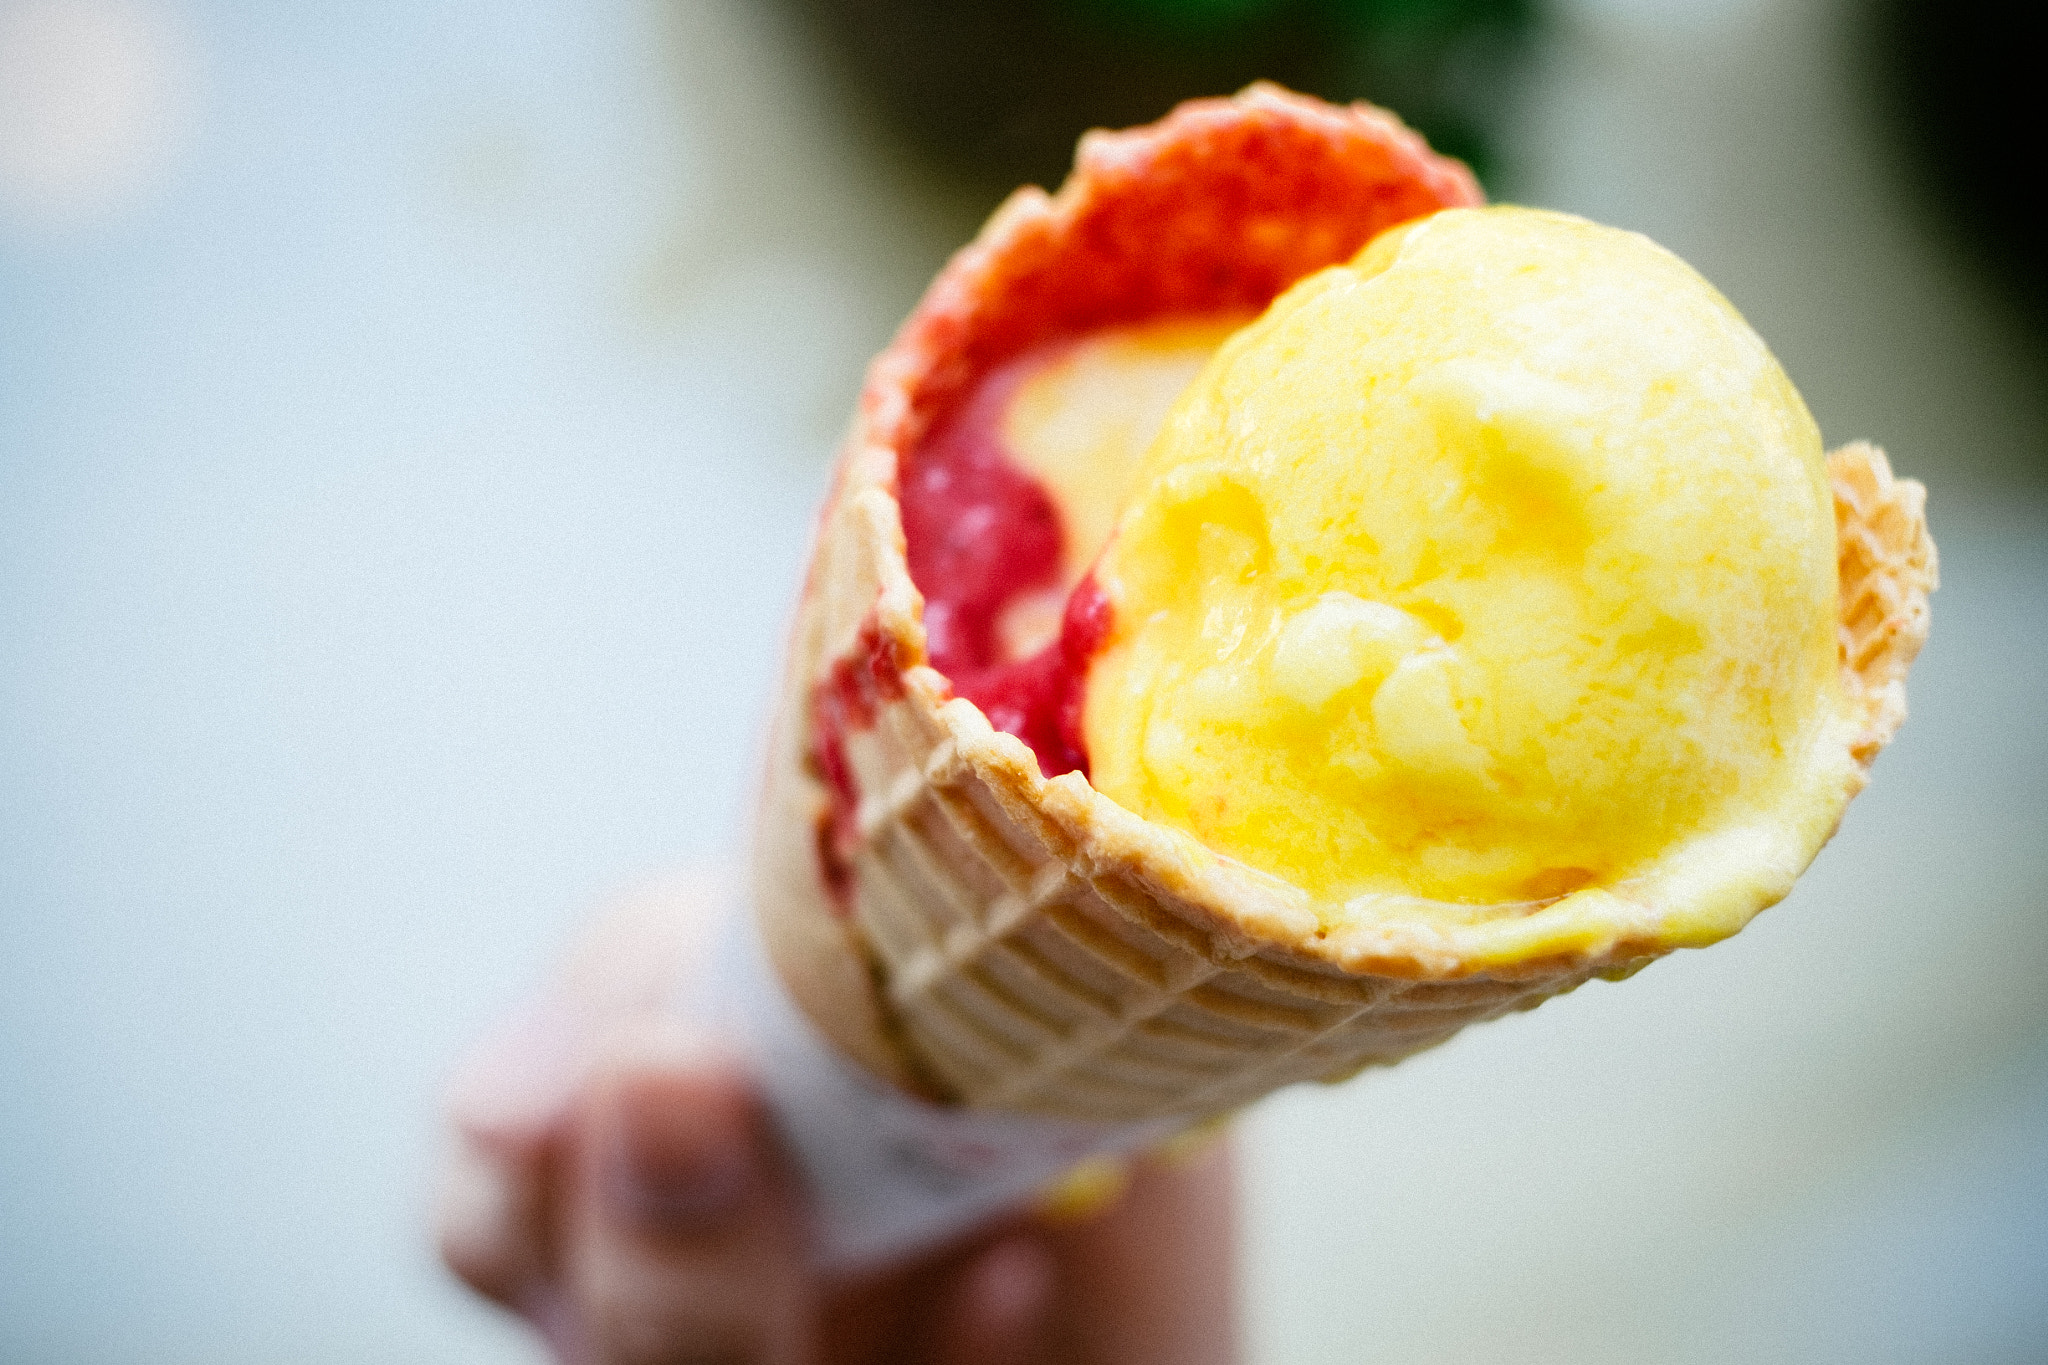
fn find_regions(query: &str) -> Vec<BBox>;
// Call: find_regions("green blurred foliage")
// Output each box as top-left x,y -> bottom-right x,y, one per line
779,0 -> 1540,200
1864,0 -> 2047,351
1090,0 -> 1530,36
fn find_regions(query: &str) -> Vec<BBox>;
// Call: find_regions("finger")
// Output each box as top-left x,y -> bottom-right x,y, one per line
439,869 -> 732,1311
564,1024 -> 813,1365
449,992 -> 600,1149
438,992 -> 596,1305
1045,1137 -> 1238,1365
437,1128 -> 556,1308
557,869 -> 731,1015
915,1233 -> 1056,1365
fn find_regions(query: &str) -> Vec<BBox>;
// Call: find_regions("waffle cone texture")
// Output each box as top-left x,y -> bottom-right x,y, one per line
751,86 -> 1938,1123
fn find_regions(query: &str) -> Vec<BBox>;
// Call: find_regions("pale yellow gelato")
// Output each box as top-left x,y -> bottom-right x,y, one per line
1078,206 -> 1862,935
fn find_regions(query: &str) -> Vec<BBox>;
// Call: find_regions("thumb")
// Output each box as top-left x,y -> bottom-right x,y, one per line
915,1233 -> 1057,1365
560,1022 -> 814,1365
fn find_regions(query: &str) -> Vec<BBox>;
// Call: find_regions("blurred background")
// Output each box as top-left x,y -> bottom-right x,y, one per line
2,0 -> 2043,1360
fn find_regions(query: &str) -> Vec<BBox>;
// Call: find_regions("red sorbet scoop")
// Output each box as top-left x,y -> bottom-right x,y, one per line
889,88 -> 1479,777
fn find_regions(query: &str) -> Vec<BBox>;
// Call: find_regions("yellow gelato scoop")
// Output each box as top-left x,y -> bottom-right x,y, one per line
1083,205 -> 1863,931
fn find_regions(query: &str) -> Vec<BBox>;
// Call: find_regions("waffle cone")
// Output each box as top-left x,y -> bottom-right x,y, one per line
751,87 -> 1936,1123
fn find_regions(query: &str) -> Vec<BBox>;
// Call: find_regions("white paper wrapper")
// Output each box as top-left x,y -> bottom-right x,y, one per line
693,893 -> 1176,1272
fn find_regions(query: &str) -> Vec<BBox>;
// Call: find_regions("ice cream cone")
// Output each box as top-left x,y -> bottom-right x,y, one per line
751,86 -> 1935,1124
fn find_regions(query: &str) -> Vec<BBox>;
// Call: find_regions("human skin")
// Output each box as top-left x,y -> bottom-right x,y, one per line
435,870 -> 1239,1365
